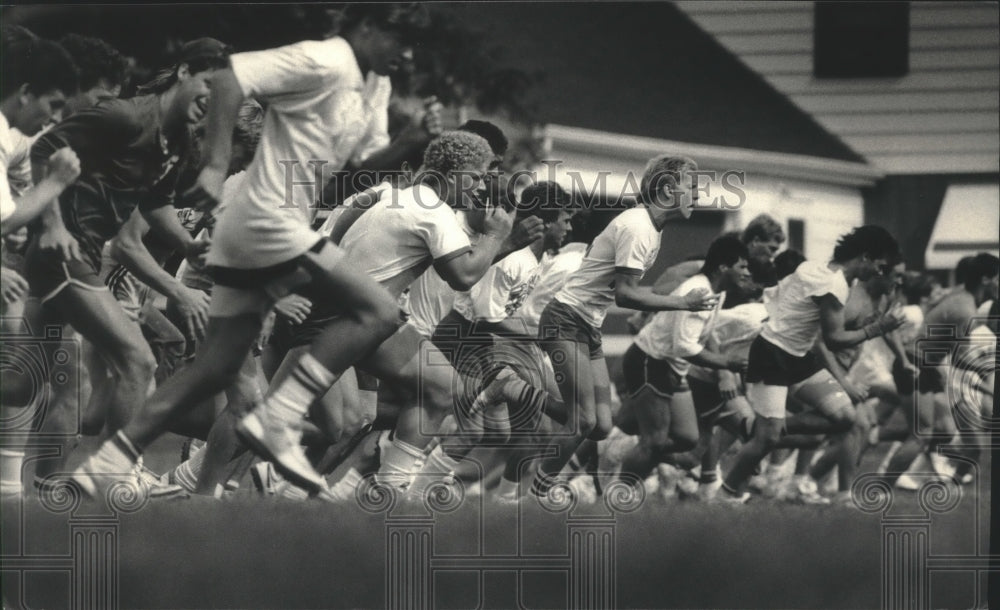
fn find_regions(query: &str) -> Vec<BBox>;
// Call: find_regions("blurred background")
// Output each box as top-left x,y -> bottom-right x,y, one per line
5,1 -> 998,281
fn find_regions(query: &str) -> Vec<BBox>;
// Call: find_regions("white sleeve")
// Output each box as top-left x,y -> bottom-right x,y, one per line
350,77 -> 392,166
230,40 -> 343,101
0,169 -> 14,223
613,220 -> 655,273
672,310 -> 708,358
417,203 -> 472,262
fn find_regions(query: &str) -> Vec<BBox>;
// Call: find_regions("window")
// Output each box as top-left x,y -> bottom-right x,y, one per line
814,2 -> 909,78
788,219 -> 805,253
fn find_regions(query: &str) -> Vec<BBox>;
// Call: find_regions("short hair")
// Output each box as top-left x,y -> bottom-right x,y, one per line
516,181 -> 574,223
831,225 -> 901,266
701,234 -> 749,275
338,3 -> 431,44
774,249 -> 806,280
58,34 -> 128,92
954,256 -> 976,285
459,120 -> 508,157
638,154 -> 697,205
741,214 -> 785,246
421,131 -> 493,176
1,30 -> 78,99
901,271 -> 937,305
963,253 -> 1000,292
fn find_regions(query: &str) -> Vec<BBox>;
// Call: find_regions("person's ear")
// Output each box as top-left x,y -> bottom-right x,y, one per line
176,63 -> 191,81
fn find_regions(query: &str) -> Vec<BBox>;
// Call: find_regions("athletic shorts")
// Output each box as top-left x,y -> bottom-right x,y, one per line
621,343 -> 688,398
430,310 -> 494,379
688,375 -> 749,425
102,263 -> 151,324
23,237 -> 105,303
892,354 -> 945,395
537,299 -> 603,360
745,336 -> 823,386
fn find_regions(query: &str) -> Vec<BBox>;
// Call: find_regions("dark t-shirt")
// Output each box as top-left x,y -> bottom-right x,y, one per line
31,95 -> 185,269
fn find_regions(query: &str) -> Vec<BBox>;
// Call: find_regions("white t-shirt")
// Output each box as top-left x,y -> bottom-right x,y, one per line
208,37 -> 389,269
555,207 -> 661,328
688,302 -> 768,383
5,126 -> 35,198
1,112 -> 16,222
515,242 -> 587,334
407,211 -> 478,337
317,180 -> 393,238
634,274 -> 724,377
340,184 -> 472,297
760,259 -> 850,357
454,246 -> 541,323
178,171 -> 247,290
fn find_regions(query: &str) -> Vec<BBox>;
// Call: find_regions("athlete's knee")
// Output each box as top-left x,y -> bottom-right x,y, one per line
829,407 -> 856,432
576,410 -> 600,438
355,295 -> 404,341
117,341 -> 157,379
672,428 -> 699,453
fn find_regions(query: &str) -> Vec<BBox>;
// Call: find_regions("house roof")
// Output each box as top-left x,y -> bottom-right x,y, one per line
447,1 -> 866,164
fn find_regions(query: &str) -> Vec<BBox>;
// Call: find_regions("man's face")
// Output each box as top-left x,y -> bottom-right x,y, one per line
860,255 -> 893,282
543,210 -> 574,251
19,88 -> 67,135
749,236 -> 782,263
445,158 -> 490,210
367,24 -> 413,76
671,170 -> 698,219
983,273 -> 1000,300
170,66 -> 214,127
723,257 -> 752,291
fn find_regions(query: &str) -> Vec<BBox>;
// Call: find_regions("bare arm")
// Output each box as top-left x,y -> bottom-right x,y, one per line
434,233 -> 507,292
110,209 -> 184,300
817,294 -> 901,351
614,272 -> 717,312
111,209 -> 209,340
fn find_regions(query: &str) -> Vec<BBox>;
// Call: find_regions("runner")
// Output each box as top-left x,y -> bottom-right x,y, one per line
719,226 -> 906,503
69,5 -> 431,496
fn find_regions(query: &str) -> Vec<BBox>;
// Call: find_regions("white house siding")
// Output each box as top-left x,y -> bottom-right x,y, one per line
542,126 -> 866,265
676,1 -> 1000,174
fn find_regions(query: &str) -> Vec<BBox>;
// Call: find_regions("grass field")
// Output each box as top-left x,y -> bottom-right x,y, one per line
1,433 -> 990,610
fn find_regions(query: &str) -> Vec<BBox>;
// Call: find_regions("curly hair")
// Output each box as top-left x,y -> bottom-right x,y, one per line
831,225 -> 901,266
58,34 -> 128,92
334,3 -> 431,43
638,154 -> 697,205
421,131 -> 493,176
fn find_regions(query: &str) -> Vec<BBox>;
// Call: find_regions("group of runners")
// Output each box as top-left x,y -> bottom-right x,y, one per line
1,4 -> 996,508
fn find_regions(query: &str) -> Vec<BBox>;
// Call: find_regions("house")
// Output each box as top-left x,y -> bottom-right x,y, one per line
676,0 -> 999,276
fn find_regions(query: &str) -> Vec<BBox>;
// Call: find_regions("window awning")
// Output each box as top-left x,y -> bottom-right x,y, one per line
924,183 -> 1000,270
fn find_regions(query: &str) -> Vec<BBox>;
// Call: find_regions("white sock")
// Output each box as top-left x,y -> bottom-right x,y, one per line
496,476 -> 519,498
376,438 -> 424,489
264,353 -> 336,423
327,467 -> 363,501
170,445 -> 205,492
0,449 -> 25,493
409,446 -> 460,498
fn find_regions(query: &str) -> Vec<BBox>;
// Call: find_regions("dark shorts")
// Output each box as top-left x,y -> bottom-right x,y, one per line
268,311 -> 339,357
23,237 -> 105,302
745,336 -> 823,386
621,343 -> 688,397
208,237 -> 328,290
430,310 -> 495,379
892,353 -> 945,395
537,299 -> 603,360
689,375 -> 747,426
